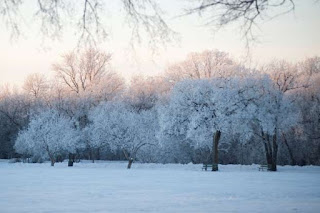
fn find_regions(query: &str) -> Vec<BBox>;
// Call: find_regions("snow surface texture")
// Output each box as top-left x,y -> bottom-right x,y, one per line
1,160 -> 319,213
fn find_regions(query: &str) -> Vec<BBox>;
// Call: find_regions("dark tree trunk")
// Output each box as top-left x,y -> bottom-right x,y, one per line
270,133 -> 278,171
262,131 -> 278,171
263,141 -> 272,166
90,149 -> 94,163
212,130 -> 221,171
96,148 -> 100,160
266,134 -> 273,166
282,132 -> 296,166
50,159 -> 55,166
46,146 -> 55,166
123,149 -> 134,169
127,158 -> 134,169
68,153 -> 73,167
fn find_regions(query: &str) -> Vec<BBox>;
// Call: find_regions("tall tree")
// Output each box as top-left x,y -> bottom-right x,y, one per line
165,50 -> 242,83
160,76 -> 259,171
53,48 -> 112,94
250,74 -> 300,171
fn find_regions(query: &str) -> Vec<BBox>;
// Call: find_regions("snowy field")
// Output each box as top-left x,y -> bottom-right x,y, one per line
1,160 -> 320,213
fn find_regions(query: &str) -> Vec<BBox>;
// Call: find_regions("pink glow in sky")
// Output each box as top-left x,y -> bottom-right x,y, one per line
1,0 -> 320,87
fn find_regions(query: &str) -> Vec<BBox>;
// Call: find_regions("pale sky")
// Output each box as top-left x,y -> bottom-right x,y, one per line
1,0 -> 320,87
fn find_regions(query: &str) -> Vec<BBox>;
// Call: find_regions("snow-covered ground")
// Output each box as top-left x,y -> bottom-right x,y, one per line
1,160 -> 320,213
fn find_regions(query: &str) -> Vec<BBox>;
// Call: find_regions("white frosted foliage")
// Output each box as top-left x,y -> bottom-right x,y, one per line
14,110 -> 81,163
88,102 -> 158,160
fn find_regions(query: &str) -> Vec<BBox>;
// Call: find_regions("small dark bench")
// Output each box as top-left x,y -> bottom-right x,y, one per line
202,164 -> 218,171
258,164 -> 269,171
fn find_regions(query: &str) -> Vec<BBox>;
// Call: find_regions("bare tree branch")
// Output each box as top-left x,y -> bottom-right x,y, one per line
183,0 -> 296,48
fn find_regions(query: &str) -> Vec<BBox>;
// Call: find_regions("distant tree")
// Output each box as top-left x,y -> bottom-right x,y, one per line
88,102 -> 158,169
265,60 -> 308,93
258,60 -> 309,166
53,48 -> 125,100
165,50 -> 248,83
291,57 -> 320,164
14,109 -> 81,166
299,56 -> 320,77
53,48 -> 111,93
298,57 -> 320,140
52,54 -> 125,161
250,74 -> 300,171
23,73 -> 49,100
126,75 -> 171,112
0,85 -> 30,131
0,85 -> 31,158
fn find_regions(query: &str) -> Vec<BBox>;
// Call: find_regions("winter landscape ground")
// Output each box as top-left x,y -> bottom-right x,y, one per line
1,160 -> 320,213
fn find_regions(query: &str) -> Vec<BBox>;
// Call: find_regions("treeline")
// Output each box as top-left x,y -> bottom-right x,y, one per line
0,49 -> 319,170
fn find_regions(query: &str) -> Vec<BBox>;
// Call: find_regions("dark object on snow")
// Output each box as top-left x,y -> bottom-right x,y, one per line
258,164 -> 271,171
202,163 -> 218,171
68,153 -> 74,167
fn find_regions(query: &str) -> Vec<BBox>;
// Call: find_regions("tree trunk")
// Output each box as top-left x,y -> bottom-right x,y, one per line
96,148 -> 100,160
123,149 -> 134,169
262,131 -> 278,171
212,130 -> 221,171
127,158 -> 134,169
263,141 -> 272,166
50,159 -> 55,166
90,149 -> 95,163
68,153 -> 73,167
270,133 -> 278,171
46,146 -> 55,166
262,131 -> 276,171
282,132 -> 296,166
266,134 -> 273,166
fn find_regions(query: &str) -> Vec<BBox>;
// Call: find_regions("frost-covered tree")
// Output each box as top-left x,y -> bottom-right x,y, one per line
23,73 -> 49,100
0,86 -> 31,158
250,75 -> 300,171
14,109 -> 81,166
126,75 -> 171,112
165,50 -> 243,83
160,76 -> 258,171
50,49 -> 125,161
88,102 -> 158,168
53,48 -> 125,99
281,57 -> 320,165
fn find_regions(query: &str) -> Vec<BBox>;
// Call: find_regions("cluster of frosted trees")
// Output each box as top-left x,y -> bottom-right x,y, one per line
160,74 -> 302,171
15,110 -> 80,166
1,49 -> 319,170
